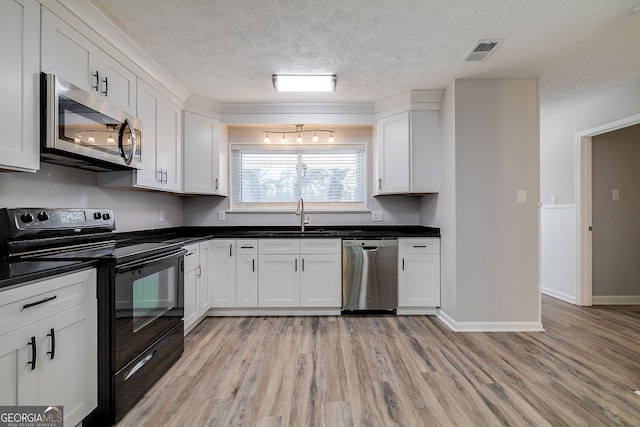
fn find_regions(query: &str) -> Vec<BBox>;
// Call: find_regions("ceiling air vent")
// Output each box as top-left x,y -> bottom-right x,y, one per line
463,39 -> 504,62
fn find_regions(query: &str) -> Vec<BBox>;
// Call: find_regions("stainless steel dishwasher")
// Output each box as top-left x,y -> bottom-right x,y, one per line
342,239 -> 398,312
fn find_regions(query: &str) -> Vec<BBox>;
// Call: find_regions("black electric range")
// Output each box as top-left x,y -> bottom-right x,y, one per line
0,208 -> 186,425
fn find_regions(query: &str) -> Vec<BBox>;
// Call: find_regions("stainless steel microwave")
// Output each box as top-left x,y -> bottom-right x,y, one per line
41,73 -> 142,171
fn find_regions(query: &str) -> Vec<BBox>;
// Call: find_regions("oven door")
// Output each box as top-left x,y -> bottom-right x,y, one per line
114,249 -> 184,371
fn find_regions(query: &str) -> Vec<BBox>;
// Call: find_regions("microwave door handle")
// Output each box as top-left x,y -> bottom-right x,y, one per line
118,119 -> 136,165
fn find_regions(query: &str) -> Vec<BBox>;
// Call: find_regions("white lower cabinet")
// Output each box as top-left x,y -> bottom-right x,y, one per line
210,240 -> 236,307
0,269 -> 97,427
183,241 -> 212,334
258,239 -> 342,309
236,240 -> 258,307
398,238 -> 441,314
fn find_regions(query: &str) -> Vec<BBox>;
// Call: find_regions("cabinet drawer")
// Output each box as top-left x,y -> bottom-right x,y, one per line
183,243 -> 200,270
398,238 -> 440,254
0,268 -> 96,336
300,239 -> 341,254
259,239 -> 299,255
237,240 -> 258,255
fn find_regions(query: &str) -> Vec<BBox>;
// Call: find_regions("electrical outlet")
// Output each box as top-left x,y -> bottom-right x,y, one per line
159,211 -> 165,221
612,189 -> 620,200
550,195 -> 557,205
372,211 -> 383,222
218,210 -> 226,221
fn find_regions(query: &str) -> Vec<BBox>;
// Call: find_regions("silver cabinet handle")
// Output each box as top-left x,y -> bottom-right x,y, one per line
302,258 -> 305,272
379,178 -> 382,189
252,259 -> 255,272
402,258 -> 405,271
229,244 -> 233,257
197,265 -> 202,277
93,71 -> 100,91
102,76 -> 108,96
162,170 -> 168,184
215,178 -> 219,190
294,258 -> 298,272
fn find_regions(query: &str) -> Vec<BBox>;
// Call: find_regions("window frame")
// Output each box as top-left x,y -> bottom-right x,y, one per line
229,142 -> 368,212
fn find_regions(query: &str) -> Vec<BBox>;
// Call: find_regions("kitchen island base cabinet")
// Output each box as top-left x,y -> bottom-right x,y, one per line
0,269 -> 97,427
397,238 -> 440,315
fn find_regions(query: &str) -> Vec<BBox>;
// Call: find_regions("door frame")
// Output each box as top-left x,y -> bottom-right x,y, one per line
575,113 -> 640,305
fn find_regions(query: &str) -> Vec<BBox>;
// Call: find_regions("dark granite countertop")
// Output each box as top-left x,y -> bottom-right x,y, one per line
0,260 -> 97,291
116,225 -> 440,244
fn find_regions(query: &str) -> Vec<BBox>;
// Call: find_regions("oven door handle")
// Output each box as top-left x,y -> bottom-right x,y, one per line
116,249 -> 187,272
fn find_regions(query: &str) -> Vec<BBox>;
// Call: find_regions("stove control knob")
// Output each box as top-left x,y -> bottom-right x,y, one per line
20,212 -> 34,223
37,211 -> 49,221
103,213 -> 111,220
93,212 -> 102,220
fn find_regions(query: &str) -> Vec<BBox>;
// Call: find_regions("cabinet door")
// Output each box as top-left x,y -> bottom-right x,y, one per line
41,8 -> 99,93
157,97 -> 182,192
0,323 -> 39,406
236,254 -> 258,307
183,112 -> 221,194
210,240 -> 236,307
38,301 -> 97,427
198,241 -> 211,316
300,254 -> 342,308
98,52 -> 136,114
0,0 -> 39,172
258,255 -> 299,307
377,112 -> 409,194
399,253 -> 440,307
135,80 -> 161,188
183,244 -> 199,331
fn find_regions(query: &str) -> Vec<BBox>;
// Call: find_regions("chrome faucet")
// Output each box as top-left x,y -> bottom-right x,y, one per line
296,197 -> 309,232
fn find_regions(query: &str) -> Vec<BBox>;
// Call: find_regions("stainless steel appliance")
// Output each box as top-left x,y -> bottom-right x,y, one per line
0,208 -> 185,425
342,239 -> 398,312
41,73 -> 143,171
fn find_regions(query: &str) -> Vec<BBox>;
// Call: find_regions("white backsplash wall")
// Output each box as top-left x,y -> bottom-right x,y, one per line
0,163 -> 183,232
183,125 -> 421,227
183,194 -> 420,227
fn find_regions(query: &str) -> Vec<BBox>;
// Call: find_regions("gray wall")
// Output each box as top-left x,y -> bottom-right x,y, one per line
0,162 -> 183,231
426,79 -> 540,326
592,124 -> 640,296
184,126 -> 422,226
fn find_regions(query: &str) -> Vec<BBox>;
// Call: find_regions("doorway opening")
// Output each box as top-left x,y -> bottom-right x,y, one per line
575,113 -> 640,305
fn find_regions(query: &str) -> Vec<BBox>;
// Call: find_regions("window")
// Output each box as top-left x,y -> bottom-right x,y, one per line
231,144 -> 366,211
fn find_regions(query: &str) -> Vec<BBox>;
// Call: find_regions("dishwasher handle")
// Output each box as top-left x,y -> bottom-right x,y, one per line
361,246 -> 380,251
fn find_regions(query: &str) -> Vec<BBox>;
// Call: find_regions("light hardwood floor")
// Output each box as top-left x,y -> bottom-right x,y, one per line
117,295 -> 640,426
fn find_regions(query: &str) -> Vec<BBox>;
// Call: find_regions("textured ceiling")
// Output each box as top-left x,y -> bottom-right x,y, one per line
90,0 -> 640,117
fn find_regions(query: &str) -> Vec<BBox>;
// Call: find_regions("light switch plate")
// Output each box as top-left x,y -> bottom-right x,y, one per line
159,211 -> 165,221
218,210 -> 226,221
517,190 -> 527,204
612,189 -> 620,200
372,211 -> 383,222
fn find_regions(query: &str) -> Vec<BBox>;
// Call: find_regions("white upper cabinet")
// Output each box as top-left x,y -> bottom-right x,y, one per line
375,92 -> 441,195
41,8 -> 136,114
183,111 -> 228,195
376,112 -> 410,194
97,79 -> 183,193
0,0 -> 40,172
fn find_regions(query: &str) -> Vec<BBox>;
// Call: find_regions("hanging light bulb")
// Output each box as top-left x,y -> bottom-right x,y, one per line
297,132 -> 303,143
74,135 -> 81,144
106,133 -> 115,145
312,131 -> 319,143
87,133 -> 95,144
264,132 -> 270,144
280,133 -> 286,144
328,132 -> 335,143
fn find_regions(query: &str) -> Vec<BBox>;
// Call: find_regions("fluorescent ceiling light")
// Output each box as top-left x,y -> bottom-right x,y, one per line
272,75 -> 336,92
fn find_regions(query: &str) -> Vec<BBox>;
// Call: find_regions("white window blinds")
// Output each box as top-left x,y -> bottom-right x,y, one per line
231,145 -> 366,211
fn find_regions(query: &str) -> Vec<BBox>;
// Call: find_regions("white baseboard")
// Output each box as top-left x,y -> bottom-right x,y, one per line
592,295 -> 640,305
437,310 -> 544,332
542,287 -> 577,304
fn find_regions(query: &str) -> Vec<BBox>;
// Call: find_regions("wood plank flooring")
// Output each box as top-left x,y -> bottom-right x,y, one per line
117,296 -> 640,426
